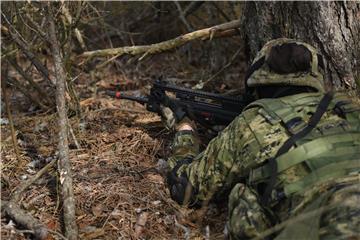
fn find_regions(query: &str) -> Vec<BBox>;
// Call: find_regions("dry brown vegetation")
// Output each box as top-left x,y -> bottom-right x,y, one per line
1,2 -> 241,239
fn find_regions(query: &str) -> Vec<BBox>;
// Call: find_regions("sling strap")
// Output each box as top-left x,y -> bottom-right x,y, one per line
245,56 -> 265,81
261,92 -> 334,206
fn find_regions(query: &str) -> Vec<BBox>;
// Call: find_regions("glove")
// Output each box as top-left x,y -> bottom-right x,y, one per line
160,106 -> 196,131
160,106 -> 176,130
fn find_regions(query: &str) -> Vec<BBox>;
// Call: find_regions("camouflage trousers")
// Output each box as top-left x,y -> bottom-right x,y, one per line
227,179 -> 360,240
168,132 -> 360,239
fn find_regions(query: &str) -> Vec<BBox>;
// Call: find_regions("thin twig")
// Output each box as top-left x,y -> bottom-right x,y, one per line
202,47 -> 242,87
5,76 -> 48,110
6,57 -> 54,106
48,229 -> 68,240
174,1 -> 193,32
1,69 -> 21,164
61,4 -> 86,50
174,216 -> 191,240
20,12 -> 48,41
95,53 -> 122,70
1,24 -> 54,88
68,124 -> 81,149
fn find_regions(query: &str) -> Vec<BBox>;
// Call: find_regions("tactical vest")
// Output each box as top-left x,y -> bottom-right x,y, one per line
245,92 -> 360,202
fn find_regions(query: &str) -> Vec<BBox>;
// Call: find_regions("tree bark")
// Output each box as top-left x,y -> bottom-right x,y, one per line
47,4 -> 78,240
241,1 -> 360,89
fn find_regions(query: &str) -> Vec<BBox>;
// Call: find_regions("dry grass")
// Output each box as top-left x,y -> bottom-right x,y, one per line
1,94 -> 226,240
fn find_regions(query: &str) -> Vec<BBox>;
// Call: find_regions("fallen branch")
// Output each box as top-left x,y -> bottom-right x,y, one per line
1,201 -> 48,240
80,19 -> 241,59
47,4 -> 78,239
12,160 -> 57,202
1,159 -> 58,240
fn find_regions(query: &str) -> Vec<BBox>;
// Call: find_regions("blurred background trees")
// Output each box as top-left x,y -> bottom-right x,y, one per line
1,1 -> 358,116
1,2 -> 246,116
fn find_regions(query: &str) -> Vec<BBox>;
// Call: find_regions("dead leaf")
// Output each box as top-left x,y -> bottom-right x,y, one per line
96,80 -> 112,89
80,98 -> 95,107
46,219 -> 58,230
91,204 -> 104,217
146,174 -> 164,184
80,226 -> 105,240
134,212 -> 149,239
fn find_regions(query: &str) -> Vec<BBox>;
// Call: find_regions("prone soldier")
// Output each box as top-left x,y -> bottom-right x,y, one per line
162,38 -> 360,239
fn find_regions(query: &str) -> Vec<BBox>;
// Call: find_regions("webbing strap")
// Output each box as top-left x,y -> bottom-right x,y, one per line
284,160 -> 360,196
245,56 -> 265,81
249,132 -> 360,183
245,93 -> 323,133
261,92 -> 334,206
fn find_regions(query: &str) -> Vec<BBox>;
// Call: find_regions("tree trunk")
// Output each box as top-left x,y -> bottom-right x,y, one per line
241,1 -> 360,90
47,4 -> 78,240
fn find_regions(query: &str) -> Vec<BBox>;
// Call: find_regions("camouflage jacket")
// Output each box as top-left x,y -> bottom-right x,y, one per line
167,92 -> 360,239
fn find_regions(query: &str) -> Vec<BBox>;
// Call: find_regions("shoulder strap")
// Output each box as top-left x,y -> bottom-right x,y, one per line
261,92 -> 334,206
245,93 -> 324,135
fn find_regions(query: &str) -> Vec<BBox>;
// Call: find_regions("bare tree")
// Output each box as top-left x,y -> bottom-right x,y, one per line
47,3 -> 78,240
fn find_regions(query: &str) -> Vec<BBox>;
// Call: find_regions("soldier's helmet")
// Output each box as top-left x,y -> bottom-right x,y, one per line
246,38 -> 325,93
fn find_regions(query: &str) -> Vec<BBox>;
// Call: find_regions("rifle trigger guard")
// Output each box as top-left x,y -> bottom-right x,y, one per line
174,107 -> 186,121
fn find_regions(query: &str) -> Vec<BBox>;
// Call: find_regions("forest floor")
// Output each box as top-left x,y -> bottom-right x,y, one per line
1,55 -> 236,240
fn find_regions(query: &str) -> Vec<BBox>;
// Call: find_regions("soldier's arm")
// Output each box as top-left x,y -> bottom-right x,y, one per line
167,115 -> 249,205
167,110 -> 274,238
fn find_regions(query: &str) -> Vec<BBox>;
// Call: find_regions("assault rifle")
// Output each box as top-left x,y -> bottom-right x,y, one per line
105,80 -> 253,129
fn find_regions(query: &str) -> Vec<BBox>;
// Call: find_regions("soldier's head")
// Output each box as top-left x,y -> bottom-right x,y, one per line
245,38 -> 326,98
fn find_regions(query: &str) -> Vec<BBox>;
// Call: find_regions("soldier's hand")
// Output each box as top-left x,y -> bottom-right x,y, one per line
160,106 -> 195,131
160,106 -> 176,130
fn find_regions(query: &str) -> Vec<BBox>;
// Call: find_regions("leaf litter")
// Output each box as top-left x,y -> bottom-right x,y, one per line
1,85 -> 227,239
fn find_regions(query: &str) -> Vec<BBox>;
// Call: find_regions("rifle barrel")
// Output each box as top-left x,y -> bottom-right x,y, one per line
105,90 -> 149,105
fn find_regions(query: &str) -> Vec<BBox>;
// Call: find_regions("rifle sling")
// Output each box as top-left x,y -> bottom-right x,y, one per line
261,92 -> 334,206
245,56 -> 265,81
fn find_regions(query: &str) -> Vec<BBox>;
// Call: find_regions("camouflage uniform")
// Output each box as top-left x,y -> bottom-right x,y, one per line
166,39 -> 360,239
